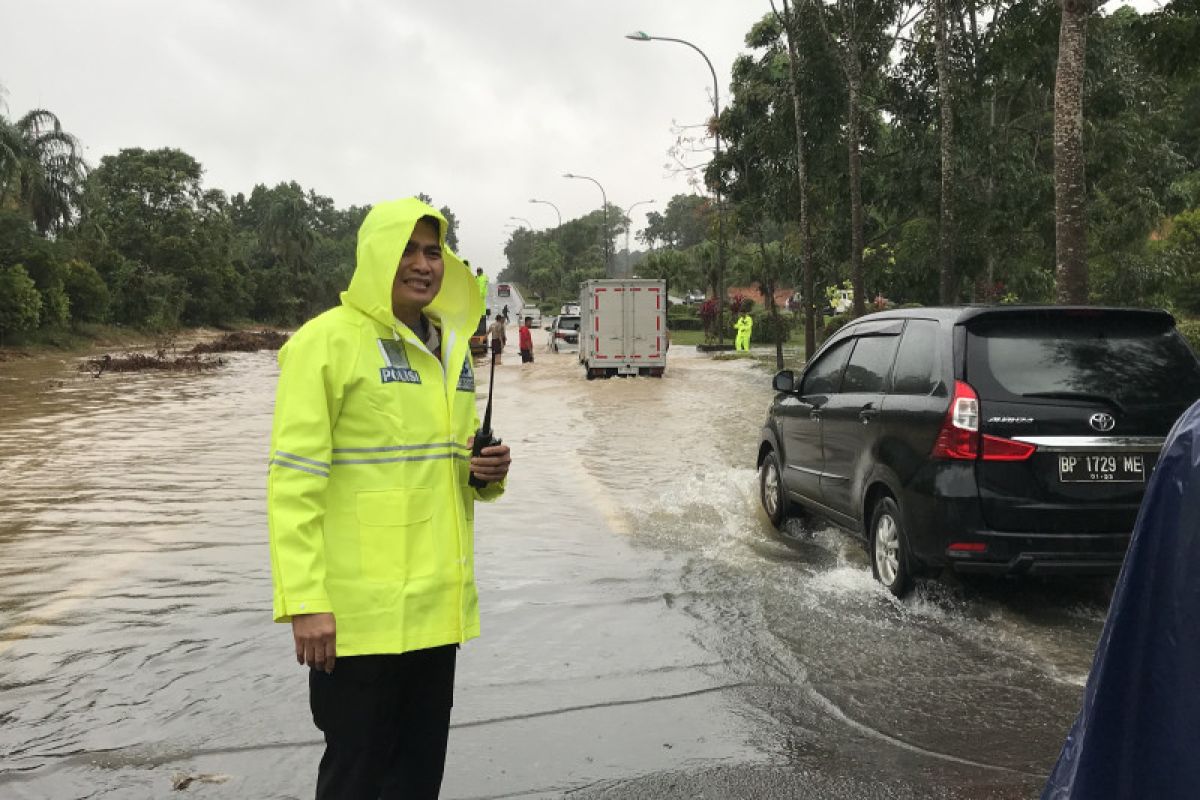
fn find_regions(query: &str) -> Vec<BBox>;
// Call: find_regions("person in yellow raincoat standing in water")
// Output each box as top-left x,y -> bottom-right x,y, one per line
734,310 -> 754,351
268,197 -> 512,798
474,264 -> 488,314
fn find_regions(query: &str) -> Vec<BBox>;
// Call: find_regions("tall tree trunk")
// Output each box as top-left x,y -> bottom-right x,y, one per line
1054,0 -> 1092,303
757,231 -> 786,371
935,0 -> 957,304
777,0 -> 817,359
847,63 -> 866,317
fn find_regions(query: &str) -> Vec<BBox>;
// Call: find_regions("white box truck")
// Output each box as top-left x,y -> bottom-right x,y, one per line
578,278 -> 668,379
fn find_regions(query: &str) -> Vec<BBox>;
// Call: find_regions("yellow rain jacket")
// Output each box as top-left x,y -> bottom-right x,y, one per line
268,198 -> 500,656
735,314 -> 753,337
475,272 -> 488,304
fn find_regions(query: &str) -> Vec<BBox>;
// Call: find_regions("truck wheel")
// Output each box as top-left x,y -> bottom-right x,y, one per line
870,496 -> 912,597
760,450 -> 789,529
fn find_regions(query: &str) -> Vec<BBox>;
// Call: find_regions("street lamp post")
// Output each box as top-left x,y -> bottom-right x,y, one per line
529,198 -> 562,228
626,30 -> 727,343
620,199 -> 655,275
563,172 -> 611,277
508,215 -> 534,229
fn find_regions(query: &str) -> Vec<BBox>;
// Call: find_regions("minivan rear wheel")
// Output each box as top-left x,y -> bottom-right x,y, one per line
870,497 -> 912,597
760,450 -> 789,529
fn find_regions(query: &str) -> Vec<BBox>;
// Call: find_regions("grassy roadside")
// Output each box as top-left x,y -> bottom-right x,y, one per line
671,329 -> 808,348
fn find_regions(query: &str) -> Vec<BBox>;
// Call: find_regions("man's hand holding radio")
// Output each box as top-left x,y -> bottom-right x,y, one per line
469,439 -> 511,484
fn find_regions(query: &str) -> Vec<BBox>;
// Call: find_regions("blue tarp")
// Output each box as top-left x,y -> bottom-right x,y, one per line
1043,399 -> 1200,799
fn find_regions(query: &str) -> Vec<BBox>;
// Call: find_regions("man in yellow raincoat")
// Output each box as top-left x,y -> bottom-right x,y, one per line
474,264 -> 488,310
268,197 -> 511,798
734,311 -> 753,351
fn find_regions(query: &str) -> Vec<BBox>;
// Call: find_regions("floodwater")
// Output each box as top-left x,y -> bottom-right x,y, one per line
0,336 -> 1109,799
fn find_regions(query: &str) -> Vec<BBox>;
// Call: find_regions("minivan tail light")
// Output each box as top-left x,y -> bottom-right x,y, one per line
931,381 -> 980,459
981,434 -> 1036,461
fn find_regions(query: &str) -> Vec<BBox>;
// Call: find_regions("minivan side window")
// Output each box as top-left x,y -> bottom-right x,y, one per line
892,320 -> 940,395
842,334 -> 901,394
801,339 -> 853,395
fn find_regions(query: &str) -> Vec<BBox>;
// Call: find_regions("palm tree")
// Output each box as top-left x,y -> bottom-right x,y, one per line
0,108 -> 87,236
262,194 -> 315,272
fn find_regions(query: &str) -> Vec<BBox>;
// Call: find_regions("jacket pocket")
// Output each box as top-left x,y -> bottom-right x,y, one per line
355,488 -> 435,582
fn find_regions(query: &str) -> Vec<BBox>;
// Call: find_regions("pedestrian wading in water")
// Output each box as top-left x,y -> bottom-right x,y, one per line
519,316 -> 534,364
488,313 -> 506,365
267,197 -> 512,798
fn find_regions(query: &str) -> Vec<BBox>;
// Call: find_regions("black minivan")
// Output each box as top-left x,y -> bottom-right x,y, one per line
758,306 -> 1200,595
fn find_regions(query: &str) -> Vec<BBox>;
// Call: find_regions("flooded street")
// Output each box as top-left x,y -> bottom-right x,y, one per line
0,338 -> 1109,799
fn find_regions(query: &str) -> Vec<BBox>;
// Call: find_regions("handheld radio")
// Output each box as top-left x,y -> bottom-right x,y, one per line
468,351 -> 501,488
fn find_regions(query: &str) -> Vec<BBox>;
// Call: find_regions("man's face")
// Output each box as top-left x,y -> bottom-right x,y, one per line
392,219 -> 444,319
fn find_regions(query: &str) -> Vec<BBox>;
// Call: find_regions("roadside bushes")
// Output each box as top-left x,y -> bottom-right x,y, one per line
754,311 -> 794,344
822,313 -> 851,342
0,264 -> 44,341
63,260 -> 110,323
667,303 -> 702,331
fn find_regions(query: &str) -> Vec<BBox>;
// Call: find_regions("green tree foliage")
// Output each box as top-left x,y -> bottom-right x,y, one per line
1159,208 -> 1200,313
62,259 -> 110,323
82,148 -> 239,326
0,210 -> 71,327
498,207 -> 615,299
638,195 -> 714,250
0,108 -> 87,235
0,90 -> 464,339
0,263 -> 42,340
706,1 -> 1200,319
636,249 -> 702,298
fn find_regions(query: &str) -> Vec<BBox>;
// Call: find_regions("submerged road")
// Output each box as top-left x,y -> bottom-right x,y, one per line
0,337 -> 1107,798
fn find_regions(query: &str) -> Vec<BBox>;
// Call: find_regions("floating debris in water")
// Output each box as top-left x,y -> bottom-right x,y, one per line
81,352 -> 221,376
171,772 -> 231,791
80,330 -> 287,376
187,330 -> 289,354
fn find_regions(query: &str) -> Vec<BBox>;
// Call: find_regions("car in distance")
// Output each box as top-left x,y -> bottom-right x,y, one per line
520,306 -> 543,328
550,314 -> 581,353
757,306 -> 1200,596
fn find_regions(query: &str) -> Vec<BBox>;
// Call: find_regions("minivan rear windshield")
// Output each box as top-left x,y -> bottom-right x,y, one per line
966,317 -> 1200,407
559,316 -> 581,331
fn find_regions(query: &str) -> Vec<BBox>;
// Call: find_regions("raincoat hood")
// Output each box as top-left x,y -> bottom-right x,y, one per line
1042,398 -> 1200,799
341,197 -> 482,334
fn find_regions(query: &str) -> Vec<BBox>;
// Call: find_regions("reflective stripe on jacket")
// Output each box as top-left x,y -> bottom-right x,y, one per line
267,198 -> 499,656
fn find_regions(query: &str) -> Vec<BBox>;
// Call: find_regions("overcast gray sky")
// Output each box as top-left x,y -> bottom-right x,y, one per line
1,1 -> 774,278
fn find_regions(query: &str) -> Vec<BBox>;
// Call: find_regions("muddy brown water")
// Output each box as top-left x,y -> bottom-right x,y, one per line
0,336 -> 1106,798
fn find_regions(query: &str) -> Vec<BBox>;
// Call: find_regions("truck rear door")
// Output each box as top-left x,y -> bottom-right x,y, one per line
628,284 -> 665,366
592,286 -> 625,365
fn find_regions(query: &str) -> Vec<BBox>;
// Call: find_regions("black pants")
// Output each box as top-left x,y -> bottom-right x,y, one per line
520,349 -> 533,363
309,646 -> 457,800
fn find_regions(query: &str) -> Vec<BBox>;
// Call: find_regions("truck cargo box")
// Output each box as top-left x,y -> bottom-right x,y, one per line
578,279 -> 668,379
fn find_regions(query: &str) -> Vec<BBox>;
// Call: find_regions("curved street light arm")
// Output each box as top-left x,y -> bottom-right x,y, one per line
529,198 -> 562,228
563,172 -> 611,277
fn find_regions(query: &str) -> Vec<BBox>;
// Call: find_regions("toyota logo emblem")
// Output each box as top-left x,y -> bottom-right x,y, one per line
1089,412 -> 1116,432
